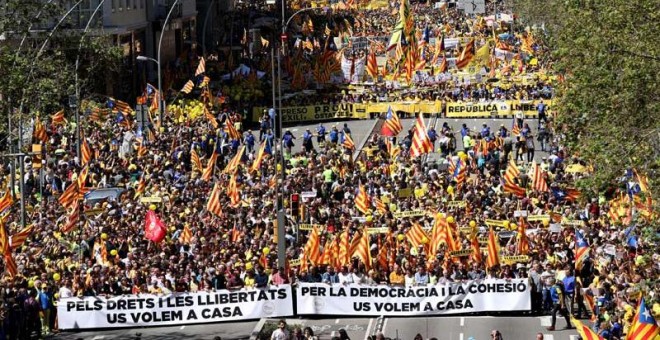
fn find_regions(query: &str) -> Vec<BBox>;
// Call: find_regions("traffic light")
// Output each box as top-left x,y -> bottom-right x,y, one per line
290,193 -> 300,217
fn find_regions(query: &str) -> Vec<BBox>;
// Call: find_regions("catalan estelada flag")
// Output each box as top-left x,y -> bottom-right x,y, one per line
571,317 -> 603,340
381,106 -> 403,137
627,298 -> 659,340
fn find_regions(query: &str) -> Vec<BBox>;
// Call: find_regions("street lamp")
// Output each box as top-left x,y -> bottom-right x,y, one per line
275,4 -> 330,269
158,0 -> 181,123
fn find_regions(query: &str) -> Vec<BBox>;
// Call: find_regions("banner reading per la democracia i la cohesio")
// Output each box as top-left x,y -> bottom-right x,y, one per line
59,280 -> 530,329
297,279 -> 530,316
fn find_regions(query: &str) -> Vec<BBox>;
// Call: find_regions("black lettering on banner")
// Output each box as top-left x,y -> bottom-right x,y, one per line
106,313 -> 126,324
129,310 -> 184,323
436,299 -> 473,311
201,307 -> 242,319
354,302 -> 371,311
187,310 -> 197,320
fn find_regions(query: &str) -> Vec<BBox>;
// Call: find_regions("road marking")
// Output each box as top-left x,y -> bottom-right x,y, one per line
92,336 -> 105,340
364,318 -> 374,340
180,325 -> 185,330
543,334 -> 554,340
569,336 -> 580,340
335,319 -> 340,324
292,128 -> 298,132
459,333 -> 464,340
382,317 -> 388,335
460,317 -> 465,327
540,316 -> 553,327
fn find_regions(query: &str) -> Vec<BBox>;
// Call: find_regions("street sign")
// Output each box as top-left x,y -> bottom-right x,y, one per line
460,0 -> 486,14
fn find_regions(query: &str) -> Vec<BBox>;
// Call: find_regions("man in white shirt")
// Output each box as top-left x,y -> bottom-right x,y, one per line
271,319 -> 290,340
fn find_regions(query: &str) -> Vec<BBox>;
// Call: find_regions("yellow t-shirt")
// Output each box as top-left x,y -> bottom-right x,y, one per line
390,271 -> 404,285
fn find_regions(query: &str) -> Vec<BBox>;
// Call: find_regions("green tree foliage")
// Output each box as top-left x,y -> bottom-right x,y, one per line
0,0 -> 122,150
513,0 -> 660,200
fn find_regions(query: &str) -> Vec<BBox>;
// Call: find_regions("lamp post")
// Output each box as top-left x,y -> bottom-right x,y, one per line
157,0 -> 182,123
11,0 -> 84,229
275,3 -> 330,269
74,0 -> 106,161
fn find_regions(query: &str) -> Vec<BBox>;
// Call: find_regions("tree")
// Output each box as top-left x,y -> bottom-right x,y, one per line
0,0 -> 122,151
513,0 -> 660,201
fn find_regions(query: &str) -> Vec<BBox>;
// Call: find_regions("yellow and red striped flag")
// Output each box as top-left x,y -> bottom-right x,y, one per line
190,147 -> 203,172
373,197 -> 387,215
206,182 -> 223,216
366,52 -> 378,79
338,230 -> 350,267
51,110 -> 66,125
225,119 -> 242,140
354,184 -> 371,214
33,119 -> 48,143
137,139 -> 148,159
529,161 -> 548,192
571,317 -> 603,340
303,226 -> 322,265
60,202 -> 80,233
0,190 -> 13,214
179,225 -> 193,244
204,106 -> 218,129
3,251 -> 17,277
352,229 -> 372,270
134,174 -> 147,199
202,150 -> 218,181
377,242 -> 389,271
223,145 -> 245,174
250,140 -> 267,173
180,80 -> 194,94
81,136 -> 93,166
10,224 -> 34,250
626,298 -> 660,340
58,183 -> 79,212
406,222 -> 429,249
516,216 -> 529,255
342,133 -> 355,149
486,227 -> 500,269
410,114 -> 433,158
227,175 -> 241,207
470,229 -> 482,264
455,38 -> 475,69
195,57 -> 206,76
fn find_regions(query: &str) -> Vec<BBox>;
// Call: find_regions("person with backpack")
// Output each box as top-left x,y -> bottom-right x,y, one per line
546,279 -> 574,331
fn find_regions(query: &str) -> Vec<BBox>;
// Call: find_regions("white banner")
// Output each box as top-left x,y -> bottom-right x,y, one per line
59,285 -> 293,329
296,279 -> 530,316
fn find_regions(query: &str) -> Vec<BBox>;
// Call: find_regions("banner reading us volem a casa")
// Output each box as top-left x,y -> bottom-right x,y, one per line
297,279 -> 530,316
58,285 -> 293,329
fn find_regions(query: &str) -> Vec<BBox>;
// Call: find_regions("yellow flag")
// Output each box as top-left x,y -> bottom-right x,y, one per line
470,42 -> 491,68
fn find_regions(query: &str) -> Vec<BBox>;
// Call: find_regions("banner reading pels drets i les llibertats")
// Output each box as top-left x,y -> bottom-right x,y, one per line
58,285 -> 293,329
297,279 -> 530,316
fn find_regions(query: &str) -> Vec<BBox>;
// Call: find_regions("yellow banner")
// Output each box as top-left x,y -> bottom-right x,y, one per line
447,200 -> 467,208
445,101 -> 510,118
393,210 -> 426,218
367,227 -> 390,234
450,249 -> 473,257
289,259 -> 301,267
485,219 -> 506,227
562,220 -> 585,227
506,100 -> 553,118
298,224 -> 324,230
502,255 -> 530,264
527,215 -> 550,221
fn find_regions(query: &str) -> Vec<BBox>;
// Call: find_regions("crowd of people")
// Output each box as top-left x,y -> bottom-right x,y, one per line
0,1 -> 657,340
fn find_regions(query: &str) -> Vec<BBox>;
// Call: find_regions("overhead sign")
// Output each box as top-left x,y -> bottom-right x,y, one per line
460,0 -> 486,14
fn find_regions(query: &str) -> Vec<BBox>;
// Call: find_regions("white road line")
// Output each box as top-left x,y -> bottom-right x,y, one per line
540,316 -> 553,327
382,317 -> 388,335
335,319 -> 340,324
180,325 -> 185,330
569,336 -> 580,340
92,336 -> 105,340
459,333 -> 464,340
364,318 -> 374,340
460,317 -> 465,327
543,334 -> 554,340
292,128 -> 298,132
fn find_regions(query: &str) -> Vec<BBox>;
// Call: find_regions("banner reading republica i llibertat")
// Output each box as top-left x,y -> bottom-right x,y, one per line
59,286 -> 293,329
296,279 -> 530,316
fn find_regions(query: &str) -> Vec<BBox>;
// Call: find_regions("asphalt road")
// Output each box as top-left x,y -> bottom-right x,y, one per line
51,316 -> 582,340
282,117 -> 547,163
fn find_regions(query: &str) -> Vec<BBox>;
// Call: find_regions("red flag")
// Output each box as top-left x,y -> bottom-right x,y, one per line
144,210 -> 166,243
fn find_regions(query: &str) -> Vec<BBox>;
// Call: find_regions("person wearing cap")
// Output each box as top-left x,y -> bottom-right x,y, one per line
316,123 -> 326,146
302,128 -> 314,153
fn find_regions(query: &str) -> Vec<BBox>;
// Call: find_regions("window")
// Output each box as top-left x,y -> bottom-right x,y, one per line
111,0 -> 116,12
